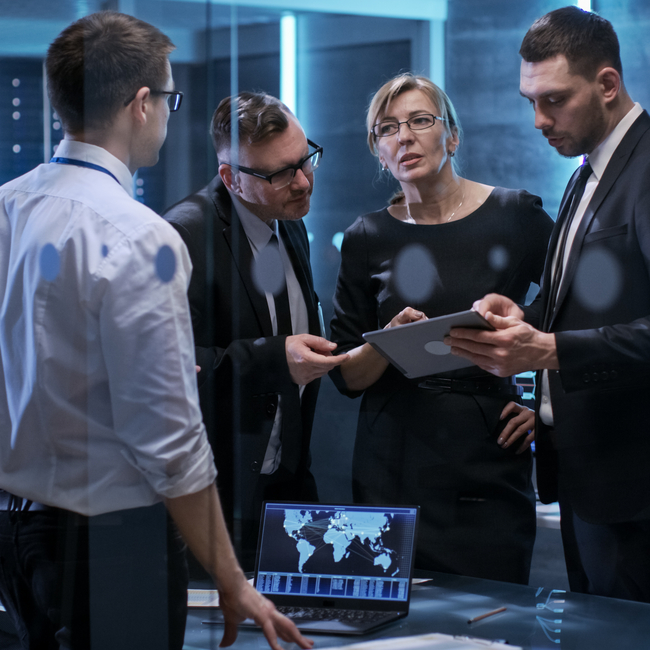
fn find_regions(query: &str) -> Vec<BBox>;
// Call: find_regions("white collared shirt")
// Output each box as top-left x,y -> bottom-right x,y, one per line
540,103 -> 644,426
0,140 -> 216,515
231,196 -> 309,474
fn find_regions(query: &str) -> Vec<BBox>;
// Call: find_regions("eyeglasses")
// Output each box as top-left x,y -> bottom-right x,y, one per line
123,90 -> 183,112
372,113 -> 445,138
225,139 -> 323,190
150,90 -> 183,112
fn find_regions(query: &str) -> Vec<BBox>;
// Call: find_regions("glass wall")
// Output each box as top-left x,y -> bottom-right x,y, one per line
0,0 -> 448,513
6,0 -> 650,645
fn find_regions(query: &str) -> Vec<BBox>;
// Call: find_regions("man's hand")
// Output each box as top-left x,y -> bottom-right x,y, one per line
498,402 -> 535,454
472,293 -> 525,320
166,485 -> 313,650
445,297 -> 558,376
219,577 -> 313,650
385,307 -> 427,329
286,334 -> 349,385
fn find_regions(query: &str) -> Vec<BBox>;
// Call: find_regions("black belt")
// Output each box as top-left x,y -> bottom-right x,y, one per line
0,490 -> 51,512
418,377 -> 523,397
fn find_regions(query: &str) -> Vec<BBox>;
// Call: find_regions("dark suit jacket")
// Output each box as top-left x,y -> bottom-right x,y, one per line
525,110 -> 650,525
163,176 -> 322,523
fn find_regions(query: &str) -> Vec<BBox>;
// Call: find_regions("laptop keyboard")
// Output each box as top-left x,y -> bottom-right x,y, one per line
277,606 -> 394,624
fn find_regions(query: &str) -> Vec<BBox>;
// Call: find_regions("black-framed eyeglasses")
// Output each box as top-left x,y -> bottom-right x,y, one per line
123,90 -> 183,112
151,90 -> 183,112
224,139 -> 323,190
372,113 -> 445,138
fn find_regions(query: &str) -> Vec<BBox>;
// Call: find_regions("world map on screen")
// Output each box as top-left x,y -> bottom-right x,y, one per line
282,509 -> 399,575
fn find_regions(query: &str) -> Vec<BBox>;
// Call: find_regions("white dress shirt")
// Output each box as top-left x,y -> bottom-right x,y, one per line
540,103 -> 644,426
0,140 -> 216,515
231,196 -> 309,474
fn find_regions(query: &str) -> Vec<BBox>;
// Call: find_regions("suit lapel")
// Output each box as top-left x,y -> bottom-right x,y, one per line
213,181 -> 274,337
278,220 -> 320,336
549,111 -> 650,328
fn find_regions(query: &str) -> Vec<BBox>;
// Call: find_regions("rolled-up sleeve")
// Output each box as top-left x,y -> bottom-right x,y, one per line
99,220 -> 216,499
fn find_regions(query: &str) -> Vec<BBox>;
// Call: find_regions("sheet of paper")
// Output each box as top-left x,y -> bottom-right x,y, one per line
187,579 -> 255,608
187,589 -> 220,608
318,632 -> 519,650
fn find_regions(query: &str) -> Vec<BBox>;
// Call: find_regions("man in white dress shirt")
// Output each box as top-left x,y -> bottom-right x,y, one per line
0,11 -> 313,650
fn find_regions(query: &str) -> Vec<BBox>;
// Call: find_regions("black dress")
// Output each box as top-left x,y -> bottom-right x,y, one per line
330,188 -> 554,584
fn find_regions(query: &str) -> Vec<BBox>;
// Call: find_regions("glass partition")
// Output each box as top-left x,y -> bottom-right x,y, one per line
11,0 -> 648,646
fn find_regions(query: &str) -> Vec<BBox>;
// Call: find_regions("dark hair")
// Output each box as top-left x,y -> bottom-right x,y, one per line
210,92 -> 292,157
46,11 -> 174,133
520,6 -> 622,80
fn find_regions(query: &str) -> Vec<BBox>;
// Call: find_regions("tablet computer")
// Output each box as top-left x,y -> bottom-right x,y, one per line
362,309 -> 494,379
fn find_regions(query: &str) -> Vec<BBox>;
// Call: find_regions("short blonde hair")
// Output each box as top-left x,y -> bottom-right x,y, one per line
366,73 -> 462,157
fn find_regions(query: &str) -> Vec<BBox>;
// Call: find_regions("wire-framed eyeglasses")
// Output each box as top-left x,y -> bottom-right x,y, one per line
372,113 -> 445,138
123,90 -> 183,112
225,139 -> 323,190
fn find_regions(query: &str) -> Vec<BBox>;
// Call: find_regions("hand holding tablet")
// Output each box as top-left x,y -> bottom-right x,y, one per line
362,309 -> 495,378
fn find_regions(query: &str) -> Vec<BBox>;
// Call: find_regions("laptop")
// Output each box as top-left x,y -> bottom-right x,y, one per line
243,501 -> 419,635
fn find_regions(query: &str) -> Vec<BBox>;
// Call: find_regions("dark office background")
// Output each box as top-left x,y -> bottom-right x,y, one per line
2,0 -> 650,594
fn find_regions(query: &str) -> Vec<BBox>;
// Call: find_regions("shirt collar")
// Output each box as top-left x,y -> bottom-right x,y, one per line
230,195 -> 277,251
53,139 -> 134,197
587,102 -> 644,181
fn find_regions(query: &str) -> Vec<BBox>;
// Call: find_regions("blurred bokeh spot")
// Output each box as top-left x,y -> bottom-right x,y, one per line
394,243 -> 437,304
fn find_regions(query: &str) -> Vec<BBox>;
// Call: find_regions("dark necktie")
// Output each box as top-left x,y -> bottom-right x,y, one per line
270,233 -> 293,336
547,161 -> 593,316
269,233 -> 300,473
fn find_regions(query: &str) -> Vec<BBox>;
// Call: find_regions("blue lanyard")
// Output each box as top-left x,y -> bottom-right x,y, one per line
50,157 -> 121,185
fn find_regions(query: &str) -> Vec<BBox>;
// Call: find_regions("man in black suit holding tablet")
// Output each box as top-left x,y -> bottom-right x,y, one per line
447,6 -> 650,603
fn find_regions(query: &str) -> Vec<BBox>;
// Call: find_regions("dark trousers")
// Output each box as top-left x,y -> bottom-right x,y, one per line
0,502 -> 188,650
559,497 -> 650,603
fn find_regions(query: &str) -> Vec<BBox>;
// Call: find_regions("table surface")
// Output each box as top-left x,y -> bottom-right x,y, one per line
184,572 -> 650,649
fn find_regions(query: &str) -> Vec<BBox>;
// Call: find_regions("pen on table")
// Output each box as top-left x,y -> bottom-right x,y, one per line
467,606 -> 507,624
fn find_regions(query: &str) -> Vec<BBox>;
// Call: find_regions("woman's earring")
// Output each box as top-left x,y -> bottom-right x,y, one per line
448,150 -> 455,157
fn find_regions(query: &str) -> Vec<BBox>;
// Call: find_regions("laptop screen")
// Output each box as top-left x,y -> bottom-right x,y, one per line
255,503 -> 419,603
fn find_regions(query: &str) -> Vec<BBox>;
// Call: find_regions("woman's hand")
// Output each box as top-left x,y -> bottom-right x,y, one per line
385,307 -> 427,329
340,307 -> 426,392
497,401 -> 535,454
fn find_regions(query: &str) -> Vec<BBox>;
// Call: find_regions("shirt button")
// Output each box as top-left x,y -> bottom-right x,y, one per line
583,374 -> 590,383
592,372 -> 600,382
250,460 -> 261,472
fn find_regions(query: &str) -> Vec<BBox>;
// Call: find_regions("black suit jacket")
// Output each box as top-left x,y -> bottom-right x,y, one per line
525,110 -> 650,524
163,176 -> 321,521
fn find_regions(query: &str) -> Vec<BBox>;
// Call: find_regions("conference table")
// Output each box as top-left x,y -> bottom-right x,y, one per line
183,571 -> 650,649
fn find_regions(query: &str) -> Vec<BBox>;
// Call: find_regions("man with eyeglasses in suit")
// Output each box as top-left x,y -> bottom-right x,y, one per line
165,92 -> 348,570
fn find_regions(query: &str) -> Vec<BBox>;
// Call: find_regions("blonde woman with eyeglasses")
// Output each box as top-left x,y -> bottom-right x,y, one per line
329,73 -> 553,584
